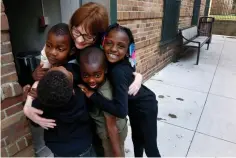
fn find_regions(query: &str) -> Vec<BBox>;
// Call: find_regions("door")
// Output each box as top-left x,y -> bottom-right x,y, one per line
60,0 -> 81,23
192,0 -> 201,25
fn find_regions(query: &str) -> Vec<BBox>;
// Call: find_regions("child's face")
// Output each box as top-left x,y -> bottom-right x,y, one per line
45,32 -> 71,66
103,30 -> 129,63
80,63 -> 105,89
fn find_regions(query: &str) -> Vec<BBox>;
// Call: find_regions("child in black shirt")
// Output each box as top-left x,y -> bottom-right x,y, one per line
29,66 -> 95,157
79,23 -> 161,157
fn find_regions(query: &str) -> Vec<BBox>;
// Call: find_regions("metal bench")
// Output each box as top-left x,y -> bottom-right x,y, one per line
179,26 -> 210,65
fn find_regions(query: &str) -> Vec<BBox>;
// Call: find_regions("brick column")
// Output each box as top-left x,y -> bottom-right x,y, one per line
200,0 -> 207,16
179,0 -> 194,28
1,2 -> 34,157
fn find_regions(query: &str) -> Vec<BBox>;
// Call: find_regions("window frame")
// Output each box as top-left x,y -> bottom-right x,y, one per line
160,0 -> 181,44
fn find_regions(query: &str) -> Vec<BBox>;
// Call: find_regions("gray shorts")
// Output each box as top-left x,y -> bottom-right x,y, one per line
99,125 -> 128,157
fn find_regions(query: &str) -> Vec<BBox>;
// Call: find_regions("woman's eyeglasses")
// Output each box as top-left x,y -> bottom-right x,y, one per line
71,27 -> 96,42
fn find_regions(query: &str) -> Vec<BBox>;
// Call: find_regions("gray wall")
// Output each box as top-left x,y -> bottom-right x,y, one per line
82,0 -> 110,22
60,0 -> 80,23
3,0 -> 62,55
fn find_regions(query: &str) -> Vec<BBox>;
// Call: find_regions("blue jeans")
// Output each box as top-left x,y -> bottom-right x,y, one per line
54,145 -> 96,157
79,145 -> 96,157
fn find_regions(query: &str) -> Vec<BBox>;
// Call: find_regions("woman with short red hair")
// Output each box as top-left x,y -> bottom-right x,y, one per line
70,2 -> 109,49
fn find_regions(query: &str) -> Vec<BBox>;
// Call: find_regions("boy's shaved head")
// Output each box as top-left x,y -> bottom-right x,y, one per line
78,46 -> 107,89
78,46 -> 107,69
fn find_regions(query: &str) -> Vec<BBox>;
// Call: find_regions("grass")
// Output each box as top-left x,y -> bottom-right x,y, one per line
209,14 -> 236,21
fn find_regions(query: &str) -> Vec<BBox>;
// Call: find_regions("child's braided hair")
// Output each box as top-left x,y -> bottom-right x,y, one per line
102,23 -> 136,68
102,23 -> 135,48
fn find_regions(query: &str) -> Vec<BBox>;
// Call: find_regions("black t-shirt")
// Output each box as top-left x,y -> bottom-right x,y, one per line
32,87 -> 92,156
90,59 -> 158,119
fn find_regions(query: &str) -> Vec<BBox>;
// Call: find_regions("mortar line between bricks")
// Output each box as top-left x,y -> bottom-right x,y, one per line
2,137 -> 7,146
2,111 -> 24,122
186,38 -> 226,156
16,140 -> 21,151
2,62 -> 15,66
1,71 -> 17,77
3,110 -> 8,118
1,52 -> 13,56
4,102 -> 23,111
9,83 -> 16,96
23,137 -> 28,147
2,41 -> 11,44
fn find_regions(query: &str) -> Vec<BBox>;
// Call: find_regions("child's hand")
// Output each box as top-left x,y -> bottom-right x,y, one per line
128,72 -> 143,96
78,84 -> 94,98
22,85 -> 31,101
32,63 -> 49,81
29,88 -> 37,98
22,85 -> 38,102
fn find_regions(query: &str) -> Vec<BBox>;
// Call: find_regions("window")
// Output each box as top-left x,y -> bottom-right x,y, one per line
161,0 -> 181,43
233,0 -> 236,10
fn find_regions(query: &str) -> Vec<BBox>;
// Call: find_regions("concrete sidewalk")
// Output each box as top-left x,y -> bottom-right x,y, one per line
125,35 -> 236,157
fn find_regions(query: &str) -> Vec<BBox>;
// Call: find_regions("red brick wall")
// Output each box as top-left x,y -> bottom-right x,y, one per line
210,0 -> 234,15
200,0 -> 207,16
117,0 -> 207,80
179,0 -> 194,28
179,0 -> 207,28
117,0 -> 174,80
1,2 -> 34,157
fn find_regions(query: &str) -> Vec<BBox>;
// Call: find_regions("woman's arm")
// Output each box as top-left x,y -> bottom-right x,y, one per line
104,114 -> 122,157
128,72 -> 143,96
22,84 -> 56,129
24,106 -> 56,129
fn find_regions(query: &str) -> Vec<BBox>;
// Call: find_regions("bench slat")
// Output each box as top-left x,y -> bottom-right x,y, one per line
185,36 -> 209,47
